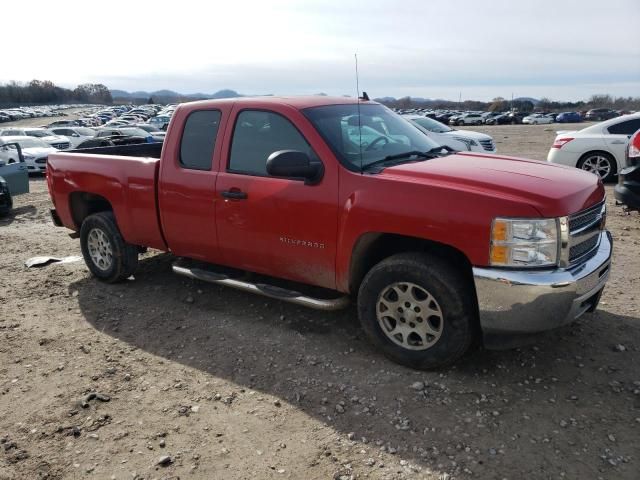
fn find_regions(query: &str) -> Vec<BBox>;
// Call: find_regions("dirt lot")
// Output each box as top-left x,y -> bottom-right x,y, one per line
1,123 -> 639,480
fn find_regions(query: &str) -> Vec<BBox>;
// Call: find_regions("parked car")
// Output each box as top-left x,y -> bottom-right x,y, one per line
96,127 -> 163,143
505,112 -> 529,124
0,136 -> 58,173
47,120 -> 80,128
79,134 -> 155,148
49,127 -> 96,148
614,128 -> 640,211
522,114 -> 554,125
555,112 -> 582,123
547,113 -> 640,181
0,127 -> 71,150
585,108 -> 619,122
149,115 -> 172,131
404,115 -> 496,152
47,96 -> 612,370
484,114 -> 512,125
453,113 -> 484,126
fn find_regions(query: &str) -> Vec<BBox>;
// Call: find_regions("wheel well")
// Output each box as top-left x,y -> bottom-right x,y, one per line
349,233 -> 474,294
69,192 -> 113,229
578,150 -> 617,173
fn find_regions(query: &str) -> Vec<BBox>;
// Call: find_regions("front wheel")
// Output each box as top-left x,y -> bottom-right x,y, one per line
80,212 -> 138,283
357,252 -> 476,369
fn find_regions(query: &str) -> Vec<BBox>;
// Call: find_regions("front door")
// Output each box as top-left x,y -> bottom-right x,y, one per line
215,106 -> 339,290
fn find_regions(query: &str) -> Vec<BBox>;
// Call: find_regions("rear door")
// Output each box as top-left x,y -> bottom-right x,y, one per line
214,104 -> 339,289
158,106 -> 230,263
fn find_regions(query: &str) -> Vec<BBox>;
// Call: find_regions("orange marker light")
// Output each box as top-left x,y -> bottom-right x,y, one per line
492,220 -> 508,242
491,245 -> 508,265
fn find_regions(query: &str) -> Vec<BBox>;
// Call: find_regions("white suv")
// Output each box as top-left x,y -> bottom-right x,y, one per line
547,113 -> 640,182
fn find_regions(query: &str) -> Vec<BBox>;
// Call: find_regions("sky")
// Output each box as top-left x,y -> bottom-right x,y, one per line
3,0 -> 639,101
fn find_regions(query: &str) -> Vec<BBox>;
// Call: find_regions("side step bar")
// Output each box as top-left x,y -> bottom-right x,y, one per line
172,263 -> 350,311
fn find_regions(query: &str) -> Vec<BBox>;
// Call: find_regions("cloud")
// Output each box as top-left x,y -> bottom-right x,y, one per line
2,0 -> 639,101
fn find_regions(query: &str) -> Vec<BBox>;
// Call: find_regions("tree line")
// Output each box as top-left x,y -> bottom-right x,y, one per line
380,94 -> 640,112
0,80 -> 113,107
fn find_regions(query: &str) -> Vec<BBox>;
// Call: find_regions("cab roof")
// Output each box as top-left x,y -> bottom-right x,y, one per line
180,95 -> 378,111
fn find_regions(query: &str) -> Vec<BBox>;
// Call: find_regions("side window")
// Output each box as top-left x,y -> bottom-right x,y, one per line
608,119 -> 640,135
229,110 -> 314,176
179,110 -> 221,170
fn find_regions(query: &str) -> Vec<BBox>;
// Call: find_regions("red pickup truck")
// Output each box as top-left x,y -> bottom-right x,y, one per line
47,96 -> 612,369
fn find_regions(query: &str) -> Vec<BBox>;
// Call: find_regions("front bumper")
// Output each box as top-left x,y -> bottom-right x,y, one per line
472,231 -> 612,335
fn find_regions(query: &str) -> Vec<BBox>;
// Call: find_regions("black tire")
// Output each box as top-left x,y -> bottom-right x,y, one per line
80,212 -> 138,283
357,252 -> 476,369
577,151 -> 617,182
0,187 -> 12,217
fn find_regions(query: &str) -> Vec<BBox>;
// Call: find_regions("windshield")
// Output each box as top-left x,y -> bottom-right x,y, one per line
408,116 -> 453,133
303,104 -> 440,171
25,129 -> 53,138
119,128 -> 150,137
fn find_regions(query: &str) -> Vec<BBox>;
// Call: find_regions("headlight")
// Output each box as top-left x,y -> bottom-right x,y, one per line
23,154 -> 35,161
490,218 -> 559,267
452,136 -> 478,150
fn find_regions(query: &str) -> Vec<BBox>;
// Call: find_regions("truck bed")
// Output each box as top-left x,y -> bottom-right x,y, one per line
47,151 -> 167,250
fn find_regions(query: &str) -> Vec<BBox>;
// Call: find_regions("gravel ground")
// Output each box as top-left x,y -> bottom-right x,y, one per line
0,121 -> 639,480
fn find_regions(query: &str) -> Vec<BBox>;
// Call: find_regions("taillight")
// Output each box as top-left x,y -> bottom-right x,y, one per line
629,132 -> 640,158
552,137 -> 574,149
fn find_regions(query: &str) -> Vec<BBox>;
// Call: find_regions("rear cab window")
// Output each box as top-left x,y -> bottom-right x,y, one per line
179,110 -> 221,170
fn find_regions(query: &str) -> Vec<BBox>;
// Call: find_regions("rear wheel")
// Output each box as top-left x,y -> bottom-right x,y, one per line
578,151 -> 616,182
80,212 -> 138,283
357,252 -> 476,369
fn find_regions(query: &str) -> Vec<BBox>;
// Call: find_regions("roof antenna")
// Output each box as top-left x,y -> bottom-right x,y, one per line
355,53 -> 364,174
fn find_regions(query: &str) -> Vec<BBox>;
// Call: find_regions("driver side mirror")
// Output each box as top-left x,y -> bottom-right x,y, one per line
266,150 -> 324,185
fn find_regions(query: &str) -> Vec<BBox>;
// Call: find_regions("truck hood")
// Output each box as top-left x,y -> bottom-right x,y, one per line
381,152 -> 604,217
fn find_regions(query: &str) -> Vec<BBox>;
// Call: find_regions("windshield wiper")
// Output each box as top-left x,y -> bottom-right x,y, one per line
362,146 -> 453,173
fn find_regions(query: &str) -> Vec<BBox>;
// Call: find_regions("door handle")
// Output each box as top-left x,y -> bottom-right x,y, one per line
610,140 -> 626,144
221,190 -> 248,200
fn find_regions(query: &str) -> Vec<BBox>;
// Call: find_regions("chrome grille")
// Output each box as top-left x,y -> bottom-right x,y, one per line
570,234 -> 599,260
52,142 -> 70,150
569,201 -> 603,231
479,139 -> 495,151
568,201 -> 605,265
35,158 -> 47,164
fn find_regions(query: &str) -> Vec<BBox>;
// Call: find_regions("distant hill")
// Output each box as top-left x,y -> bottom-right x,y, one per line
110,89 -> 242,101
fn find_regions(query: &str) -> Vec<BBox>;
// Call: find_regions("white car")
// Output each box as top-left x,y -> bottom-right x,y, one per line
522,113 -> 554,125
0,127 -> 71,150
49,127 -> 97,148
404,115 -> 496,153
0,136 -> 58,173
547,113 -> 640,182
453,113 -> 485,126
